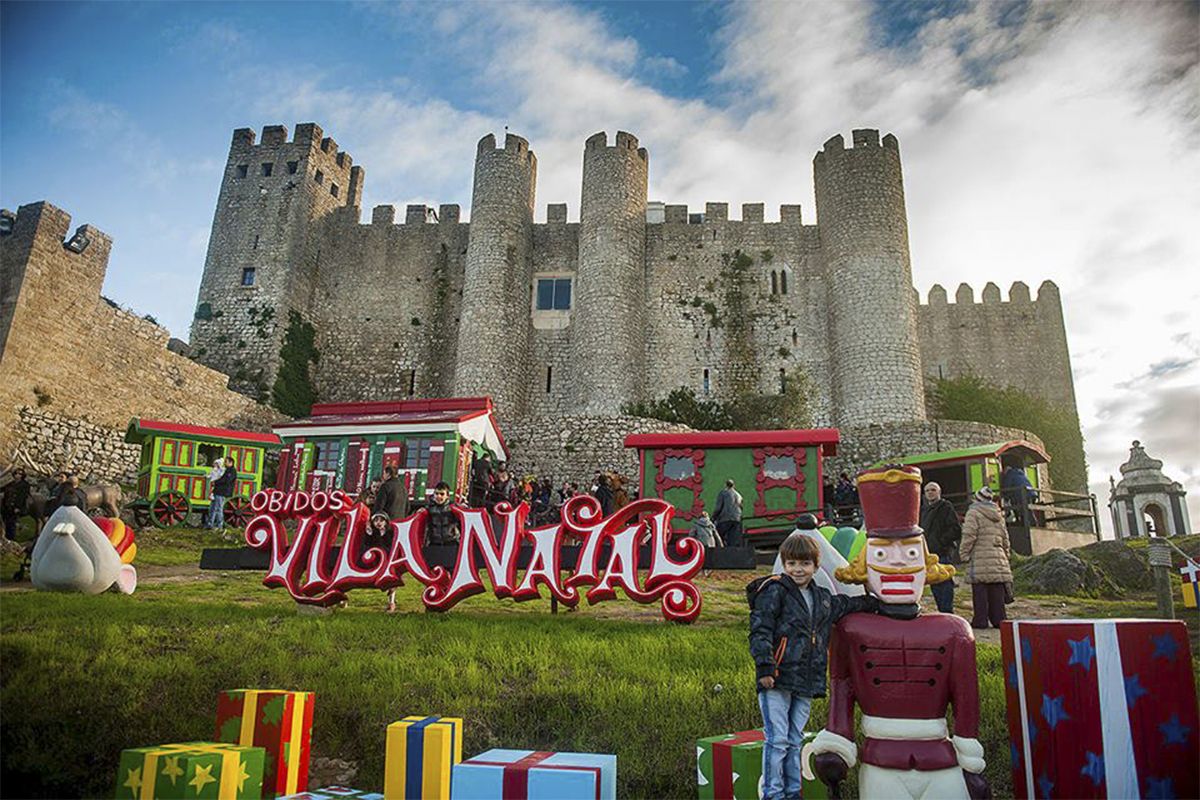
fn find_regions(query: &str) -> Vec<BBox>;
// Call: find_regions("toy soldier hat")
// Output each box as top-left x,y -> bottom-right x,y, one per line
856,465 -> 923,537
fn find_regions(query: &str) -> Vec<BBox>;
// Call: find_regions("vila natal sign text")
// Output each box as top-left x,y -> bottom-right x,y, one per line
244,491 -> 705,622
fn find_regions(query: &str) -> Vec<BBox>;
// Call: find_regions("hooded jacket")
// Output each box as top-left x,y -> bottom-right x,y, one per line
960,500 -> 1012,583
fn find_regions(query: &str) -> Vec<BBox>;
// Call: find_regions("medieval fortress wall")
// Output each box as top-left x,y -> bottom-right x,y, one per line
0,202 -> 279,483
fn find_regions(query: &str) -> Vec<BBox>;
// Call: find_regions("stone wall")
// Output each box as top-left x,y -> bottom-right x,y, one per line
917,281 -> 1077,411
502,414 -> 693,485
0,202 -> 281,481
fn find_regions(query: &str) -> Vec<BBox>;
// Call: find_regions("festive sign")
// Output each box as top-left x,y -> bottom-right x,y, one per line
244,492 -> 704,622
1001,619 -> 1198,800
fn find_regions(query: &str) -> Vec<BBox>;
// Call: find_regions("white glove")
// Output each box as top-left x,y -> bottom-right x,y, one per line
801,729 -> 858,781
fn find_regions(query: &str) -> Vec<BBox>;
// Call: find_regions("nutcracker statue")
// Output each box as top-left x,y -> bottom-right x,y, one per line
802,466 -> 990,799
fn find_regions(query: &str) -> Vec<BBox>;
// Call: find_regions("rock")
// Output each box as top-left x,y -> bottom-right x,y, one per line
1012,548 -> 1117,598
307,757 -> 358,788
1074,540 -> 1153,592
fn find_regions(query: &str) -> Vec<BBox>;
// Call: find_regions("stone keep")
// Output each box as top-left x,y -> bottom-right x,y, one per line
189,124 -> 1079,442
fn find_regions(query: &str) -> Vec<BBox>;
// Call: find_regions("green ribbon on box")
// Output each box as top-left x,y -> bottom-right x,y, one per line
115,741 -> 265,800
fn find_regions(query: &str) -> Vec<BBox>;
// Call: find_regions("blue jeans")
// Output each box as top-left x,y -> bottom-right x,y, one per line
931,577 -> 955,613
206,495 -> 227,528
758,688 -> 812,800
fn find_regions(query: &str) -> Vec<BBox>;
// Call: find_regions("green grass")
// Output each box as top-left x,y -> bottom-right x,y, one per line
2,527 -> 1193,799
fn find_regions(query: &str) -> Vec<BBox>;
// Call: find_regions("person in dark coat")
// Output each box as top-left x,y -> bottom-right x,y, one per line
373,466 -> 409,520
57,475 -> 89,512
749,532 -> 878,800
207,458 -> 238,529
593,473 -> 615,517
920,481 -> 962,613
2,468 -> 31,541
468,453 -> 492,508
425,482 -> 460,545
45,470 -> 69,516
712,478 -> 744,547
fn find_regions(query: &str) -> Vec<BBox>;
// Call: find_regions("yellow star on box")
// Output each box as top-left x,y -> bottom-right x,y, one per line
189,763 -> 216,794
162,756 -> 184,785
123,766 -> 143,794
235,758 -> 251,792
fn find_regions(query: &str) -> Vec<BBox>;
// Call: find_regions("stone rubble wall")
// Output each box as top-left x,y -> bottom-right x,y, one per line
502,414 -> 693,485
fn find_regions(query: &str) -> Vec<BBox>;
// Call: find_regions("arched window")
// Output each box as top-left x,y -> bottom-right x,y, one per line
771,271 -> 778,295
779,368 -> 787,394
703,368 -> 711,395
780,270 -> 789,295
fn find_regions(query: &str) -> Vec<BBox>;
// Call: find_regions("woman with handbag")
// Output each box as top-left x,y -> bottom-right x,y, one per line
959,486 -> 1013,628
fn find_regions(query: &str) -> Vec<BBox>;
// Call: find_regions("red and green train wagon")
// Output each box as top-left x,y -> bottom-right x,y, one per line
124,418 -> 282,528
624,429 -> 840,547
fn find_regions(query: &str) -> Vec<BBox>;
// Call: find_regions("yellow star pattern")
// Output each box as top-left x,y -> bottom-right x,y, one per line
235,759 -> 251,792
123,766 -> 143,795
189,763 -> 216,795
161,756 -> 184,786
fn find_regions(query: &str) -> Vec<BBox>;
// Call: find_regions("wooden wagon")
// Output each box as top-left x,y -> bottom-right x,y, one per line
123,418 -> 281,528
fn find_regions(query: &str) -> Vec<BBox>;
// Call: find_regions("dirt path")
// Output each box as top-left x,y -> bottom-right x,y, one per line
0,561 -> 209,592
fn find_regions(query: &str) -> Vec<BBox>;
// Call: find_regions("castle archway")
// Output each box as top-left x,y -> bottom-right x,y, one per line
1142,502 -> 1168,536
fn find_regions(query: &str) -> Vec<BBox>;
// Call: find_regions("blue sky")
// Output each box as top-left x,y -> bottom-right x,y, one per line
3,1 -> 1198,532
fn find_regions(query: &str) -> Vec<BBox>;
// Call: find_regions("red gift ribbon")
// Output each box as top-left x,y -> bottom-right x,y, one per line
712,730 -> 764,800
467,750 -> 603,800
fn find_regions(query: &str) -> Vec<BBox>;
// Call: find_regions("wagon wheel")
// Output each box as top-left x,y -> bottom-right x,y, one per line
150,491 -> 191,528
223,496 -> 252,528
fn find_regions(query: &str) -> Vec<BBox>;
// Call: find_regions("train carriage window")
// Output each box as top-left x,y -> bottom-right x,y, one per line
197,443 -> 224,467
763,455 -> 796,480
404,438 -> 435,470
314,442 -> 341,472
663,456 -> 696,480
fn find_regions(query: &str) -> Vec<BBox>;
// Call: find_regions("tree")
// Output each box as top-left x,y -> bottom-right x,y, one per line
271,311 -> 319,417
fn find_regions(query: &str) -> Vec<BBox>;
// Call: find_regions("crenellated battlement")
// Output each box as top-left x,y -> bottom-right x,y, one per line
476,132 -> 536,166
648,203 -> 804,224
367,203 -> 463,227
816,129 -> 900,158
921,280 -> 1061,306
228,123 -> 358,187
584,130 -> 648,161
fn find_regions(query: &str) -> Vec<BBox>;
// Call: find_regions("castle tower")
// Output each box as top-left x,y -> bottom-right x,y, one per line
190,123 -> 364,398
569,131 -> 649,413
454,133 -> 537,418
814,129 -> 926,426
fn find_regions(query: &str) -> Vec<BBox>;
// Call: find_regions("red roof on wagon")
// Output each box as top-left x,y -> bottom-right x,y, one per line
125,418 -> 282,447
624,428 -> 840,455
292,396 -> 496,426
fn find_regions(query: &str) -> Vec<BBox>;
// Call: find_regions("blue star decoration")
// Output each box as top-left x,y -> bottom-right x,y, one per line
1146,776 -> 1176,799
1151,633 -> 1179,662
1125,674 -> 1149,708
1027,715 -> 1039,744
1022,637 -> 1033,663
1037,772 -> 1054,798
1010,742 -> 1020,767
1080,751 -> 1104,786
1041,694 -> 1070,730
1159,713 -> 1191,746
1007,662 -> 1019,689
1067,636 -> 1096,670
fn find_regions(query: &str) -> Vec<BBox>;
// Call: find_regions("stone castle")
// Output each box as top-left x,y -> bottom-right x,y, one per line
178,123 -> 1078,480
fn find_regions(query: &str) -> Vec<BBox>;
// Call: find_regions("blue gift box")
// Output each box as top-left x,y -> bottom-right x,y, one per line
450,749 -> 616,800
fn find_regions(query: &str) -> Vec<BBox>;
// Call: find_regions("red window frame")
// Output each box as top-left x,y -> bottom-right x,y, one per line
753,446 -> 807,518
654,448 -> 706,520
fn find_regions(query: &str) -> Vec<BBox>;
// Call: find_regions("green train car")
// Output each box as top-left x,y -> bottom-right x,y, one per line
870,439 -> 1047,513
271,397 -> 508,503
124,418 -> 281,528
624,429 -> 840,545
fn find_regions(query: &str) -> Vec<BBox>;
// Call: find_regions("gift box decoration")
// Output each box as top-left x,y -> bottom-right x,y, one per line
1001,620 -> 1199,800
696,730 -> 825,800
279,789 -> 384,800
384,715 -> 463,800
216,689 -> 315,799
450,749 -> 616,800
115,741 -> 265,800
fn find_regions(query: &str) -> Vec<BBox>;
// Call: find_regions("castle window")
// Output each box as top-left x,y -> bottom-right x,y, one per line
407,369 -> 416,397
261,163 -> 273,177
703,368 -> 711,395
330,183 -> 339,198
241,267 -> 256,287
287,161 -> 299,174
792,329 -> 798,346
236,165 -> 248,178
780,271 -> 789,295
779,367 -> 787,394
771,271 -> 778,295
535,278 -> 572,311
314,170 -> 324,184
252,235 -> 259,250
545,366 -> 553,393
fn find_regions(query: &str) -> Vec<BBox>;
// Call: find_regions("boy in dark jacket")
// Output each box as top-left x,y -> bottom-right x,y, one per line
425,482 -> 460,545
749,532 -> 878,800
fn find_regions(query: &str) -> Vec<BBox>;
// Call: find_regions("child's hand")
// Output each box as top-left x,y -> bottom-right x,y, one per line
758,676 -> 775,689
